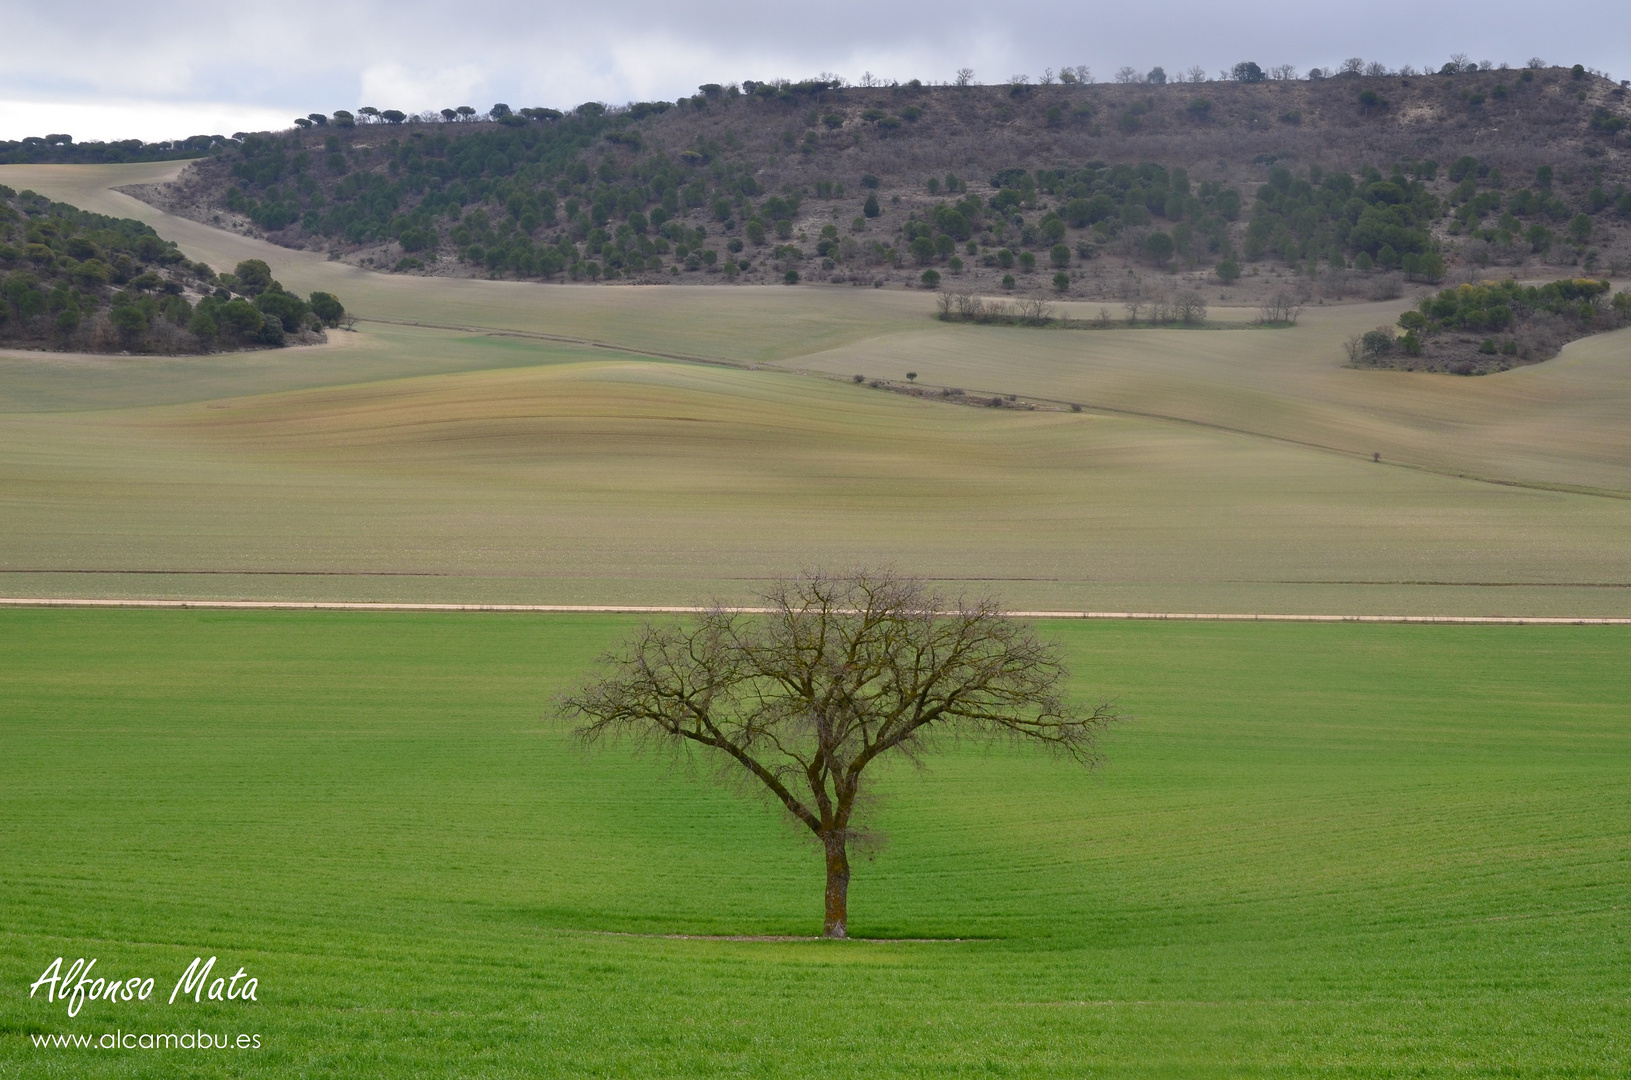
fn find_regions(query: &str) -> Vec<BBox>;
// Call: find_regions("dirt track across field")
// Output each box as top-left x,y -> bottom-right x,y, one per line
2,597 -> 1626,625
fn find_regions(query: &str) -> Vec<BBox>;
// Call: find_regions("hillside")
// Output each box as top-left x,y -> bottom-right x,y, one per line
0,185 -> 345,353
137,69 -> 1631,307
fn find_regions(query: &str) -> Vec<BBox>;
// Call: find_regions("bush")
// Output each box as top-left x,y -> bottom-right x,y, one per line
1215,258 -> 1240,284
1049,244 -> 1070,268
1052,272 -> 1070,292
784,269 -> 799,285
863,194 -> 880,219
920,269 -> 941,288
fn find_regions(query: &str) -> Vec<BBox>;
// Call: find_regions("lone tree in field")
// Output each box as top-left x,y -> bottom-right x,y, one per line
560,570 -> 1117,939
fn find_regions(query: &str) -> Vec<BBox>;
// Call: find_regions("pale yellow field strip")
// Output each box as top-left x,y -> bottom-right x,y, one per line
2,597 -> 1626,625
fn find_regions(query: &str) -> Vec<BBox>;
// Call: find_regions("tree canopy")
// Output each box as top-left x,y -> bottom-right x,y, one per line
0,186 -> 345,353
561,570 -> 1117,938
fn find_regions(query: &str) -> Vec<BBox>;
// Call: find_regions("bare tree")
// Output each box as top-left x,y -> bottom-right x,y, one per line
1259,291 -> 1304,325
954,68 -> 976,87
1184,66 -> 1208,84
1118,275 -> 1146,323
1017,298 -> 1055,324
1271,64 -> 1298,81
1174,289 -> 1208,325
1114,66 -> 1142,85
561,570 -> 1116,939
1341,57 -> 1365,75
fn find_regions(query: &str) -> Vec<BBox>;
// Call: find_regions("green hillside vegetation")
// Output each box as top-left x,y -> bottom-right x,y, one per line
1349,276 -> 1631,373
1,610 -> 1627,1077
0,186 -> 345,353
146,66 -> 1631,299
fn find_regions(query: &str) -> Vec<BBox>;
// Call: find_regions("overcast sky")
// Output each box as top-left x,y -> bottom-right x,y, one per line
3,0 -> 1628,142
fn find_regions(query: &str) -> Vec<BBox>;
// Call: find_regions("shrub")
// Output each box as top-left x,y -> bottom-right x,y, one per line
1143,232 -> 1174,265
1052,272 -> 1069,292
784,269 -> 799,285
1215,258 -> 1240,284
920,269 -> 941,288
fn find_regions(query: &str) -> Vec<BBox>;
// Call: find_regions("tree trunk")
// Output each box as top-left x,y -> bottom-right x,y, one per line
822,832 -> 850,939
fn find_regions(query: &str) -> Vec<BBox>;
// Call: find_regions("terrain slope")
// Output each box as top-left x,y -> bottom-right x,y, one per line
1,162 -> 1628,615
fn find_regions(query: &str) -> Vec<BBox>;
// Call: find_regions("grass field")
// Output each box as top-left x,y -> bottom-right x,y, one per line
2,163 -> 1630,614
2,608 -> 1627,1077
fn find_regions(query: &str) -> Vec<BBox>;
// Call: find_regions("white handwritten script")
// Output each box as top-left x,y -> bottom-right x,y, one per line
30,957 -> 257,1018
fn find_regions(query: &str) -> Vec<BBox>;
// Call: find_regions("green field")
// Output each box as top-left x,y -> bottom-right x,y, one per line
3,163 -> 1630,615
2,609 -> 1627,1077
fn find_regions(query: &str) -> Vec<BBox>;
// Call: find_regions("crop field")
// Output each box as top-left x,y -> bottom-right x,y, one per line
2,608 -> 1628,1077
2,162 -> 1629,1078
3,163 -> 1631,615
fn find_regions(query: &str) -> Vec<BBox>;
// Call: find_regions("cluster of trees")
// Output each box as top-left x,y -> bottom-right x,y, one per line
1351,277 -> 1628,368
0,186 -> 343,352
1101,57 -> 1603,85
1441,156 -> 1628,264
979,163 -> 1242,272
1244,164 -> 1446,279
221,113 -> 778,279
0,133 -> 226,166
293,105 -> 577,131
1403,277 -> 1625,332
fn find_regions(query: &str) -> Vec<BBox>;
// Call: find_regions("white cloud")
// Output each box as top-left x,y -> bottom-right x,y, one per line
0,100 -> 300,143
357,63 -> 489,114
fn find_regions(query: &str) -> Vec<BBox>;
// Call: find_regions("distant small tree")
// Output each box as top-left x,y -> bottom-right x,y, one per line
863,194 -> 880,219
308,292 -> 345,327
1259,291 -> 1303,325
1143,231 -> 1175,265
440,108 -> 458,122
1146,66 -> 1167,85
1173,290 -> 1207,324
1114,67 -> 1141,84
232,259 -> 273,296
1569,214 -> 1592,245
1050,243 -> 1071,268
307,113 -> 328,126
561,570 -> 1117,939
381,110 -> 406,124
1052,271 -> 1070,292
921,269 -> 941,288
456,106 -> 477,121
1232,61 -> 1266,83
